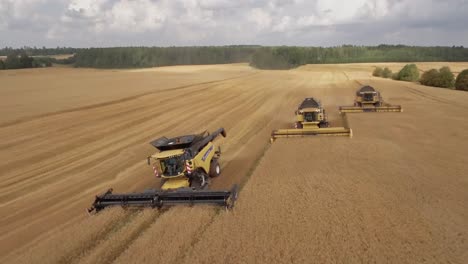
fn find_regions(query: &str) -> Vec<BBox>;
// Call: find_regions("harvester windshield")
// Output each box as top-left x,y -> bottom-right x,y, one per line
363,93 -> 374,101
159,155 -> 185,176
304,112 -> 319,122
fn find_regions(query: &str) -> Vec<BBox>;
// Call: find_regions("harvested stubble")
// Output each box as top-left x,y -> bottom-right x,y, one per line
1,63 -> 468,264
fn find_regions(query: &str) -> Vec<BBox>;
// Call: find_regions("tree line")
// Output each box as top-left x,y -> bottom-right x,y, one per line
72,46 -> 258,68
0,46 -> 77,70
55,45 -> 468,69
0,46 -> 79,56
2,45 -> 468,73
373,64 -> 468,91
0,53 -> 54,70
250,45 -> 468,69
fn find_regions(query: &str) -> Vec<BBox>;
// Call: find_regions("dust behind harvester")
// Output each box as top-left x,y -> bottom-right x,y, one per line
271,97 -> 352,142
339,85 -> 402,113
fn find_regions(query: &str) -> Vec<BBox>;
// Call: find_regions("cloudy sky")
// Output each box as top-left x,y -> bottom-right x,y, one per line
1,0 -> 467,48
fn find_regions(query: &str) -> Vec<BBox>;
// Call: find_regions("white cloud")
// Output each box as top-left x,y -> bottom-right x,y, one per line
0,0 -> 58,32
273,16 -> 293,32
316,0 -> 367,23
68,0 -> 103,17
0,0 -> 467,47
4,0 -> 42,19
311,0 -> 390,25
106,0 -> 167,32
248,8 -> 272,30
0,1 -> 9,29
59,0 -> 167,33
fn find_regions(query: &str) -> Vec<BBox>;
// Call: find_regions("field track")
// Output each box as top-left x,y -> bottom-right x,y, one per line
1,63 -> 467,263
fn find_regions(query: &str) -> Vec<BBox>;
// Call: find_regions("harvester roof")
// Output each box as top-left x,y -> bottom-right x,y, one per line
357,85 -> 376,95
150,133 -> 205,151
150,128 -> 226,156
151,149 -> 185,159
298,97 -> 321,110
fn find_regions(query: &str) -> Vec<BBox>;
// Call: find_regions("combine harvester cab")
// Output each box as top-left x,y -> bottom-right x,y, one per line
88,128 -> 239,214
339,85 -> 402,113
271,97 -> 352,142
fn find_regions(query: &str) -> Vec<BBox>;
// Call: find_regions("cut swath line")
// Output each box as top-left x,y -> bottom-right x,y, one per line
104,209 -> 168,262
406,86 -> 468,110
168,208 -> 219,264
0,72 -> 259,129
77,209 -> 167,264
58,209 -> 140,264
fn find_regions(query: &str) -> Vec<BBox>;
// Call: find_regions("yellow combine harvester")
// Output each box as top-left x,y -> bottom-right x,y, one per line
339,85 -> 402,113
149,128 -> 227,190
88,128 -> 238,213
271,97 -> 352,142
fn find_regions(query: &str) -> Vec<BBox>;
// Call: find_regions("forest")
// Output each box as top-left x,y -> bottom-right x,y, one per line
72,46 -> 258,68
250,45 -> 468,69
2,45 -> 468,70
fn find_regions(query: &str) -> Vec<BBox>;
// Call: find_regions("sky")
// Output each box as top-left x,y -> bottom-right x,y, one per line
0,0 -> 467,48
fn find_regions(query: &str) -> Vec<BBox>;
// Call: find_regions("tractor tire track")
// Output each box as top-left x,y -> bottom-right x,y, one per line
405,85 -> 468,110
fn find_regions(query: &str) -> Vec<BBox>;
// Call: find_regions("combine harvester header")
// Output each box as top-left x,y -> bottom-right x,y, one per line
88,128 -> 238,214
339,85 -> 402,113
271,97 -> 352,142
88,185 -> 238,213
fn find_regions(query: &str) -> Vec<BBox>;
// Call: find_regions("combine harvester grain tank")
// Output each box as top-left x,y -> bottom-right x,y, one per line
339,85 -> 403,113
271,97 -> 352,142
88,128 -> 238,214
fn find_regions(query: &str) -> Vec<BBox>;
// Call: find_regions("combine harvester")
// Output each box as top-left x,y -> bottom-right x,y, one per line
271,97 -> 352,142
339,85 -> 402,113
88,128 -> 238,214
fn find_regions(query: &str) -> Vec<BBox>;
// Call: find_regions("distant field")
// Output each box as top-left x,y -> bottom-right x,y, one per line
296,62 -> 468,75
0,54 -> 74,61
1,63 -> 467,263
42,54 -> 74,60
0,64 -> 254,125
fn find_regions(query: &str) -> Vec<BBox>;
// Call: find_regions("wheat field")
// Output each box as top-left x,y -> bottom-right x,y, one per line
1,62 -> 467,263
